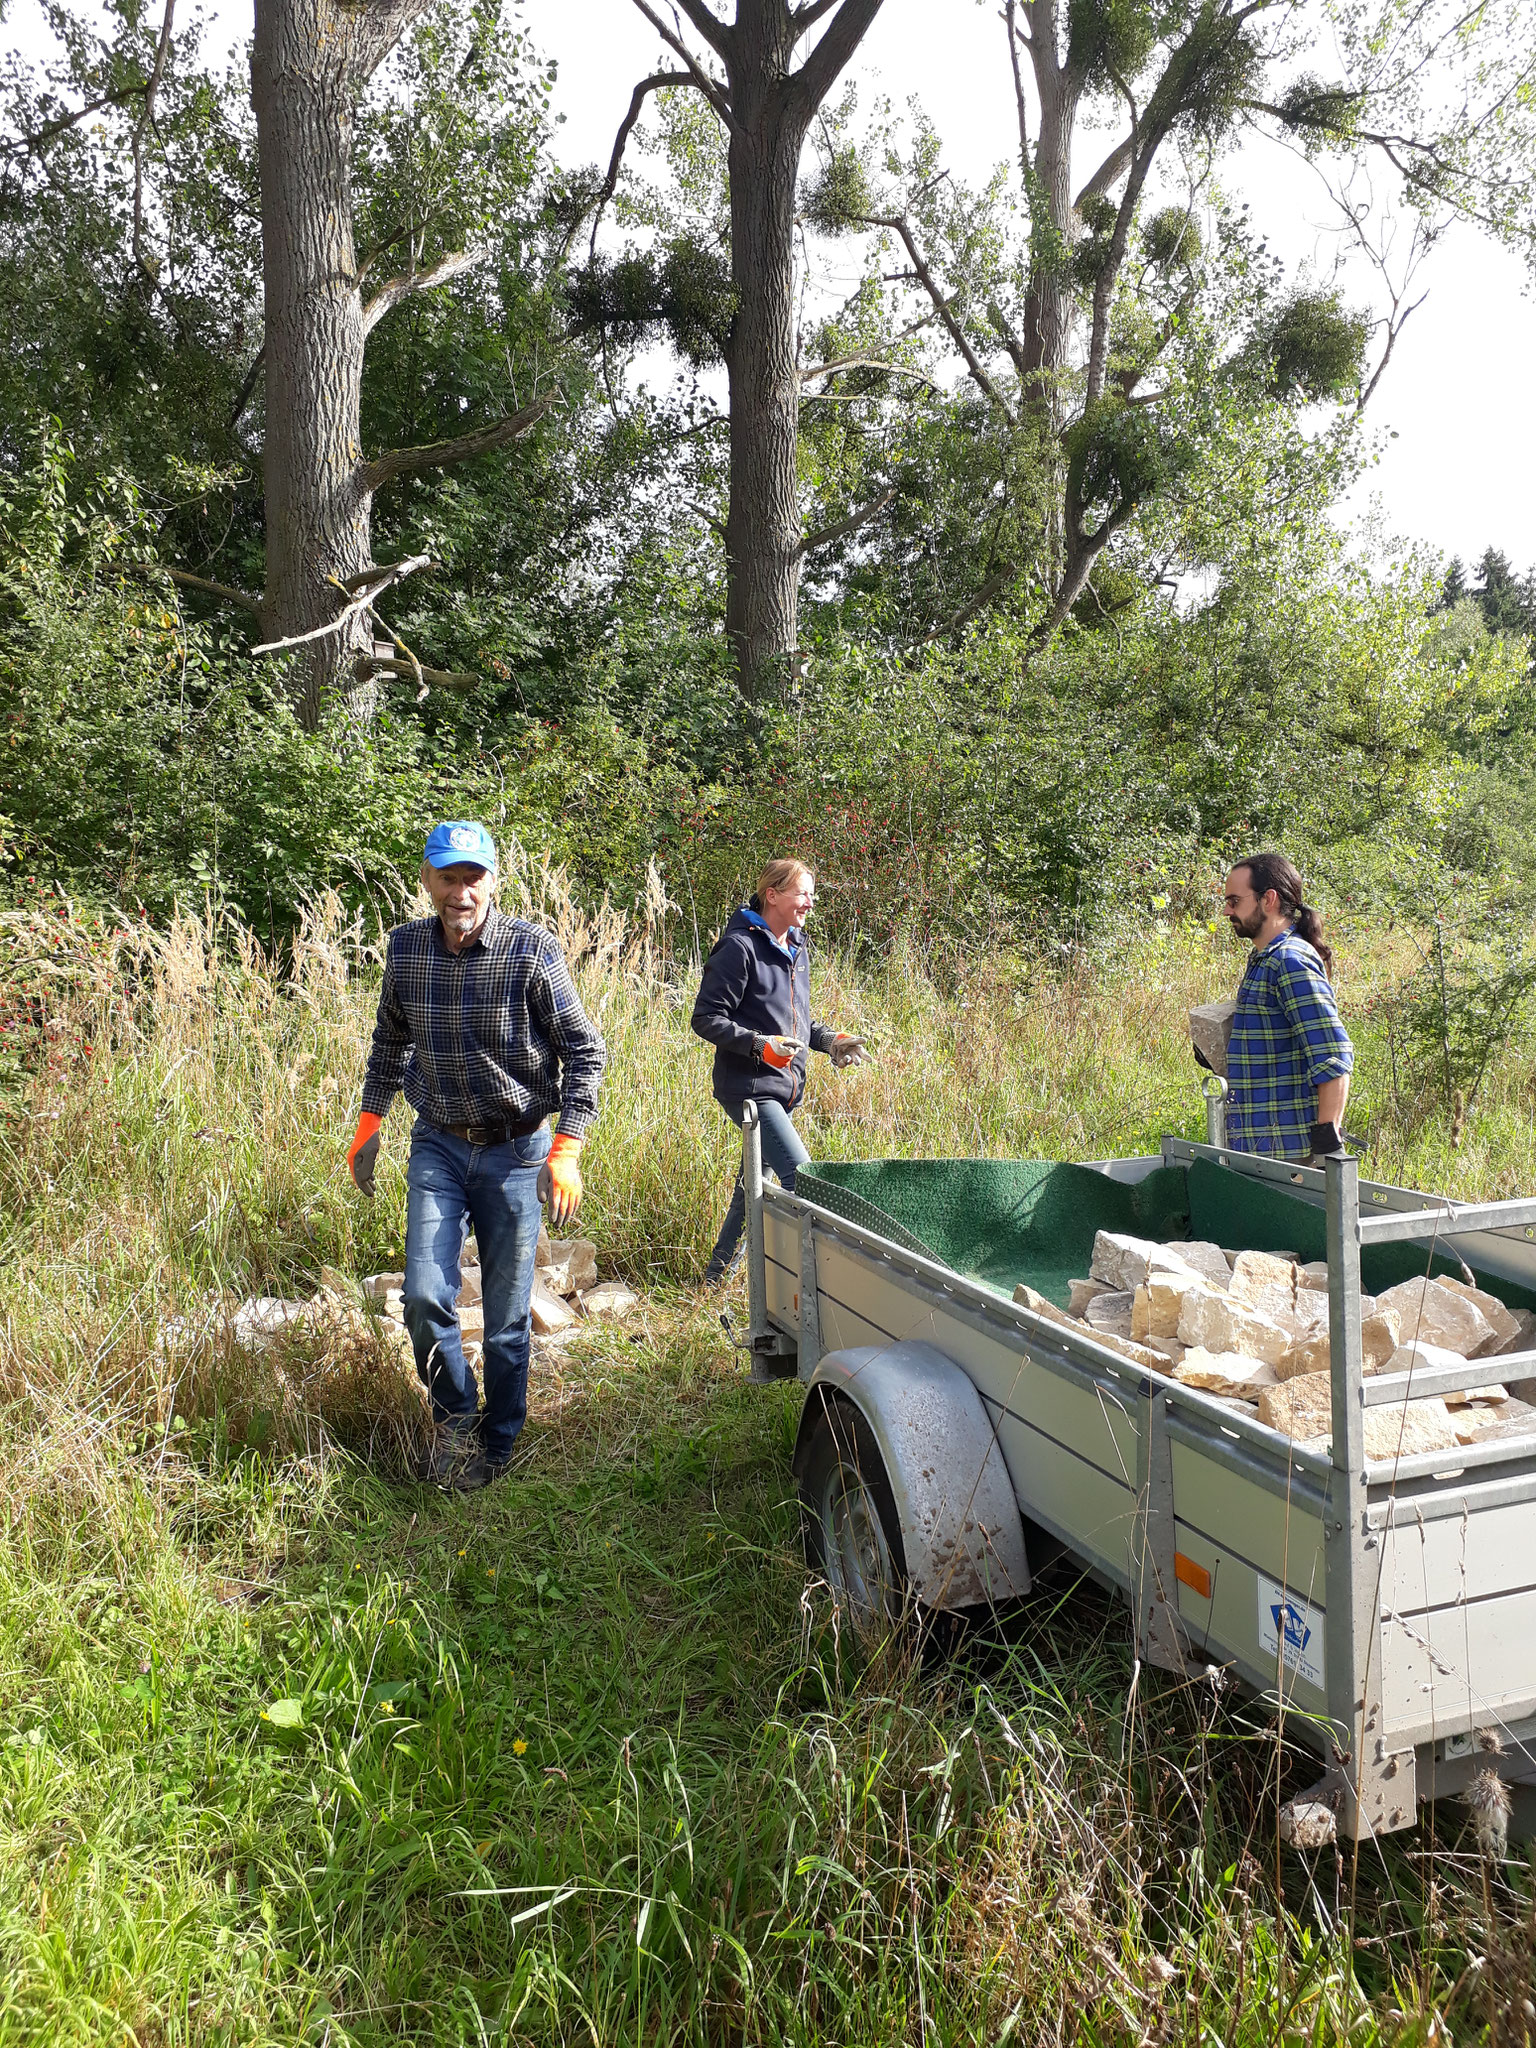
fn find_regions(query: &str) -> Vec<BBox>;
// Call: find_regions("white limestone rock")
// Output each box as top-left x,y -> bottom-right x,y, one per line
1436,1275 -> 1524,1357
530,1280 -> 578,1335
1171,1241 -> 1234,1289
542,1237 -> 598,1297
1067,1278 -> 1113,1317
1283,1308 -> 1402,1382
1173,1349 -> 1280,1398
1229,1249 -> 1302,1305
1177,1288 -> 1295,1368
1014,1283 -> 1078,1334
1189,999 -> 1237,1077
456,1264 -> 483,1307
1375,1277 -> 1495,1359
1384,1339 -> 1508,1406
1131,1271 -> 1215,1340
1297,1261 -> 1330,1292
362,1271 -> 405,1300
579,1282 -> 639,1321
1083,1289 -> 1136,1338
1259,1372 -> 1458,1456
1088,1231 -> 1199,1291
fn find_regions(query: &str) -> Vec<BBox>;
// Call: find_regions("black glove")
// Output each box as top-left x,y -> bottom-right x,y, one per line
1307,1120 -> 1348,1163
1192,1045 -> 1213,1073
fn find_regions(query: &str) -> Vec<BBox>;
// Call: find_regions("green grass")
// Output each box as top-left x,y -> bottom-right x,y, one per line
2,889 -> 1535,2043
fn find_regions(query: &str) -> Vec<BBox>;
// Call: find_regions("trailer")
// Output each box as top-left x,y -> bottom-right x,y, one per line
734,1102 -> 1536,1842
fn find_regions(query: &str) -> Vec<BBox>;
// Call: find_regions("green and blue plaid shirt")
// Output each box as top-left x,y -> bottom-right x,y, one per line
361,910 -> 605,1137
1225,928 -> 1353,1160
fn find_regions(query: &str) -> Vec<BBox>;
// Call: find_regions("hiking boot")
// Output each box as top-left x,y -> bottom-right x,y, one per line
421,1433 -> 490,1491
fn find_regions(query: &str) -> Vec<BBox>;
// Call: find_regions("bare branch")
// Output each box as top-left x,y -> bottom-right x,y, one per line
338,558 -> 437,593
1075,135 -> 1136,210
131,0 -> 176,281
361,246 -> 487,337
127,561 -> 264,617
250,555 -> 432,654
860,212 -> 1017,424
934,563 -> 1016,641
799,351 -> 940,390
628,0 -> 738,131
1004,0 -> 1032,180
1356,289 -> 1426,412
357,653 -> 479,693
590,71 -> 693,260
792,0 -> 844,30
686,497 -> 727,537
228,344 -> 265,432
793,486 -> 895,561
362,391 -> 558,490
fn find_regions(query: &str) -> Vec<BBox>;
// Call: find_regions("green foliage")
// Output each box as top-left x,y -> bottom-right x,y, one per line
801,146 -> 872,235
1259,288 -> 1369,402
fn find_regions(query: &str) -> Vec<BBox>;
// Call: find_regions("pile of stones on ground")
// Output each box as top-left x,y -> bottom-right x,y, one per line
160,1229 -> 639,1367
360,1226 -> 639,1365
1013,1232 -> 1536,1457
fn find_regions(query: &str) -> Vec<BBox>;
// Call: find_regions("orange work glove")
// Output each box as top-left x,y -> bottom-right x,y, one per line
755,1034 -> 803,1071
347,1112 -> 383,1197
537,1132 -> 583,1228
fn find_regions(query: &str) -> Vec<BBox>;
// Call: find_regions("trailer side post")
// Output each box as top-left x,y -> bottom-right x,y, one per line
798,1223 -> 822,1382
1323,1154 -> 1415,1836
1133,1382 -> 1191,1674
743,1103 -> 770,1347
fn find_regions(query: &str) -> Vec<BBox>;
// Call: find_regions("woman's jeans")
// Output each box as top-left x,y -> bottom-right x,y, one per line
403,1118 -> 550,1463
706,1097 -> 809,1279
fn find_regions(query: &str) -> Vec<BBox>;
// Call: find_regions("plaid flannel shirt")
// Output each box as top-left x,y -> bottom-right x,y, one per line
361,910 -> 605,1138
1225,928 -> 1353,1160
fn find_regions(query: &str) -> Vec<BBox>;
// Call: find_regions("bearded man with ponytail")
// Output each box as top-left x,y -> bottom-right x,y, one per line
1221,853 -> 1355,1165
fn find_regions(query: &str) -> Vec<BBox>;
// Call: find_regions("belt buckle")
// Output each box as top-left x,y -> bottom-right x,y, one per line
465,1122 -> 497,1148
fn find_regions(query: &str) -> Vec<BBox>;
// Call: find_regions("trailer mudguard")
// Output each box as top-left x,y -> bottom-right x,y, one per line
794,1342 -> 1031,1610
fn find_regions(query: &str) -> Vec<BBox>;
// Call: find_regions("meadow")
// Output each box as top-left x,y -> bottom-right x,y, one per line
2,877 -> 1534,2045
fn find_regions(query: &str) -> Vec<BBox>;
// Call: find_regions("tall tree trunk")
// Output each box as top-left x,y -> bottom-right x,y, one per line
723,17 -> 806,700
252,0 -> 376,726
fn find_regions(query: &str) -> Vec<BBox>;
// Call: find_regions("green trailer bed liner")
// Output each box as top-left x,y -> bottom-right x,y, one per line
799,1154 -> 1536,1311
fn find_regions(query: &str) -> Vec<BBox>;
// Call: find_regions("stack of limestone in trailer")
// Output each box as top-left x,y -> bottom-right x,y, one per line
1014,1230 -> 1536,1457
363,1225 -> 639,1366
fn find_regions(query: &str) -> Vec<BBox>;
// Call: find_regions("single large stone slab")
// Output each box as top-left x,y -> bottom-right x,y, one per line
542,1237 -> 598,1297
1174,1349 -> 1281,1398
1189,999 -> 1237,1077
1384,1339 -> 1507,1406
1083,1289 -> 1136,1338
1132,1271 -> 1215,1340
1067,1278 -> 1113,1317
457,1264 -> 483,1307
1259,1372 -> 1458,1456
1500,1309 -> 1536,1358
1172,1242 -> 1234,1289
1297,1261 -> 1330,1292
362,1271 -> 405,1300
530,1279 -> 578,1334
1017,1284 -> 1162,1368
1229,1250 -> 1302,1307
1014,1283 -> 1078,1333
1089,1232 -> 1199,1291
1177,1288 -> 1295,1367
1375,1278 -> 1495,1359
579,1282 -> 639,1321
1283,1307 -> 1402,1381
1435,1276 -> 1523,1357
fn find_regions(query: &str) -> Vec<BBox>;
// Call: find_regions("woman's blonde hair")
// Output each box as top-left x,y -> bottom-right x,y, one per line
756,857 -> 813,903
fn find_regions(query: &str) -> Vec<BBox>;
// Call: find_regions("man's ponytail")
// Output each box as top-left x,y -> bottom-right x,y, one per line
1234,851 -> 1335,981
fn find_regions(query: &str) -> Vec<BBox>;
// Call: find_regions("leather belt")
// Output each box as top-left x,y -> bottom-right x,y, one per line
436,1114 -> 548,1147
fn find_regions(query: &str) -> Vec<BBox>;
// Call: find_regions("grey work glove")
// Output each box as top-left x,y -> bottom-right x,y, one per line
829,1032 -> 871,1069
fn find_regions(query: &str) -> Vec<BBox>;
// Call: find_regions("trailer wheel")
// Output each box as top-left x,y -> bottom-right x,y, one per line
798,1391 -> 908,1632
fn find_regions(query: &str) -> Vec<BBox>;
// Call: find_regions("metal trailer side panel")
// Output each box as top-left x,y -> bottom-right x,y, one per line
1378,1495 -> 1536,1616
1380,1588 -> 1536,1743
811,1234 -> 1142,1588
763,1207 -> 799,1327
1168,1519 -> 1331,1726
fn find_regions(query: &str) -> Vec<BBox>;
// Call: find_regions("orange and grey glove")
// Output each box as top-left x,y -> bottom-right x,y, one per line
537,1132 -> 583,1228
754,1034 -> 803,1071
347,1112 -> 383,1197
829,1032 -> 870,1069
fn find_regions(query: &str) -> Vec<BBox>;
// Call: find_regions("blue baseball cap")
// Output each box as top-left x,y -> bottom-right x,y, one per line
424,820 -> 498,872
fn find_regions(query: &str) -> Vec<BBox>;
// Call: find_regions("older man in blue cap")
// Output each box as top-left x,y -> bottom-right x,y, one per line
347,822 -> 606,1489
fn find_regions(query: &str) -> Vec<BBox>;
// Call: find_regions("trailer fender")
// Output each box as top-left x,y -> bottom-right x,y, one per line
793,1342 -> 1030,1609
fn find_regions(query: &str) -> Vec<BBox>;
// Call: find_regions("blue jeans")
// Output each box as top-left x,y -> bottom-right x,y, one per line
403,1119 -> 550,1463
706,1097 -> 809,1277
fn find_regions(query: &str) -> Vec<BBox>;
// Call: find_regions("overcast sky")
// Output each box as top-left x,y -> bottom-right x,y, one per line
7,0 -> 1532,574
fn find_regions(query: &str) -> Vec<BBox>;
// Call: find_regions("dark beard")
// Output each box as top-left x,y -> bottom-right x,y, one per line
1229,909 -> 1265,942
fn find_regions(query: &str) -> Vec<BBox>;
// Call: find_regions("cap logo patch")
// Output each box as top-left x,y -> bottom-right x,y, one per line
449,827 -> 479,851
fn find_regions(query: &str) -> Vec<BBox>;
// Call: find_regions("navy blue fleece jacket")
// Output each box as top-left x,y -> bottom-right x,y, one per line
690,904 -> 838,1109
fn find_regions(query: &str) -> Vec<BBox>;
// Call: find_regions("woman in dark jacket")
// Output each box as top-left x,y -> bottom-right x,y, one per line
691,858 -> 867,1286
